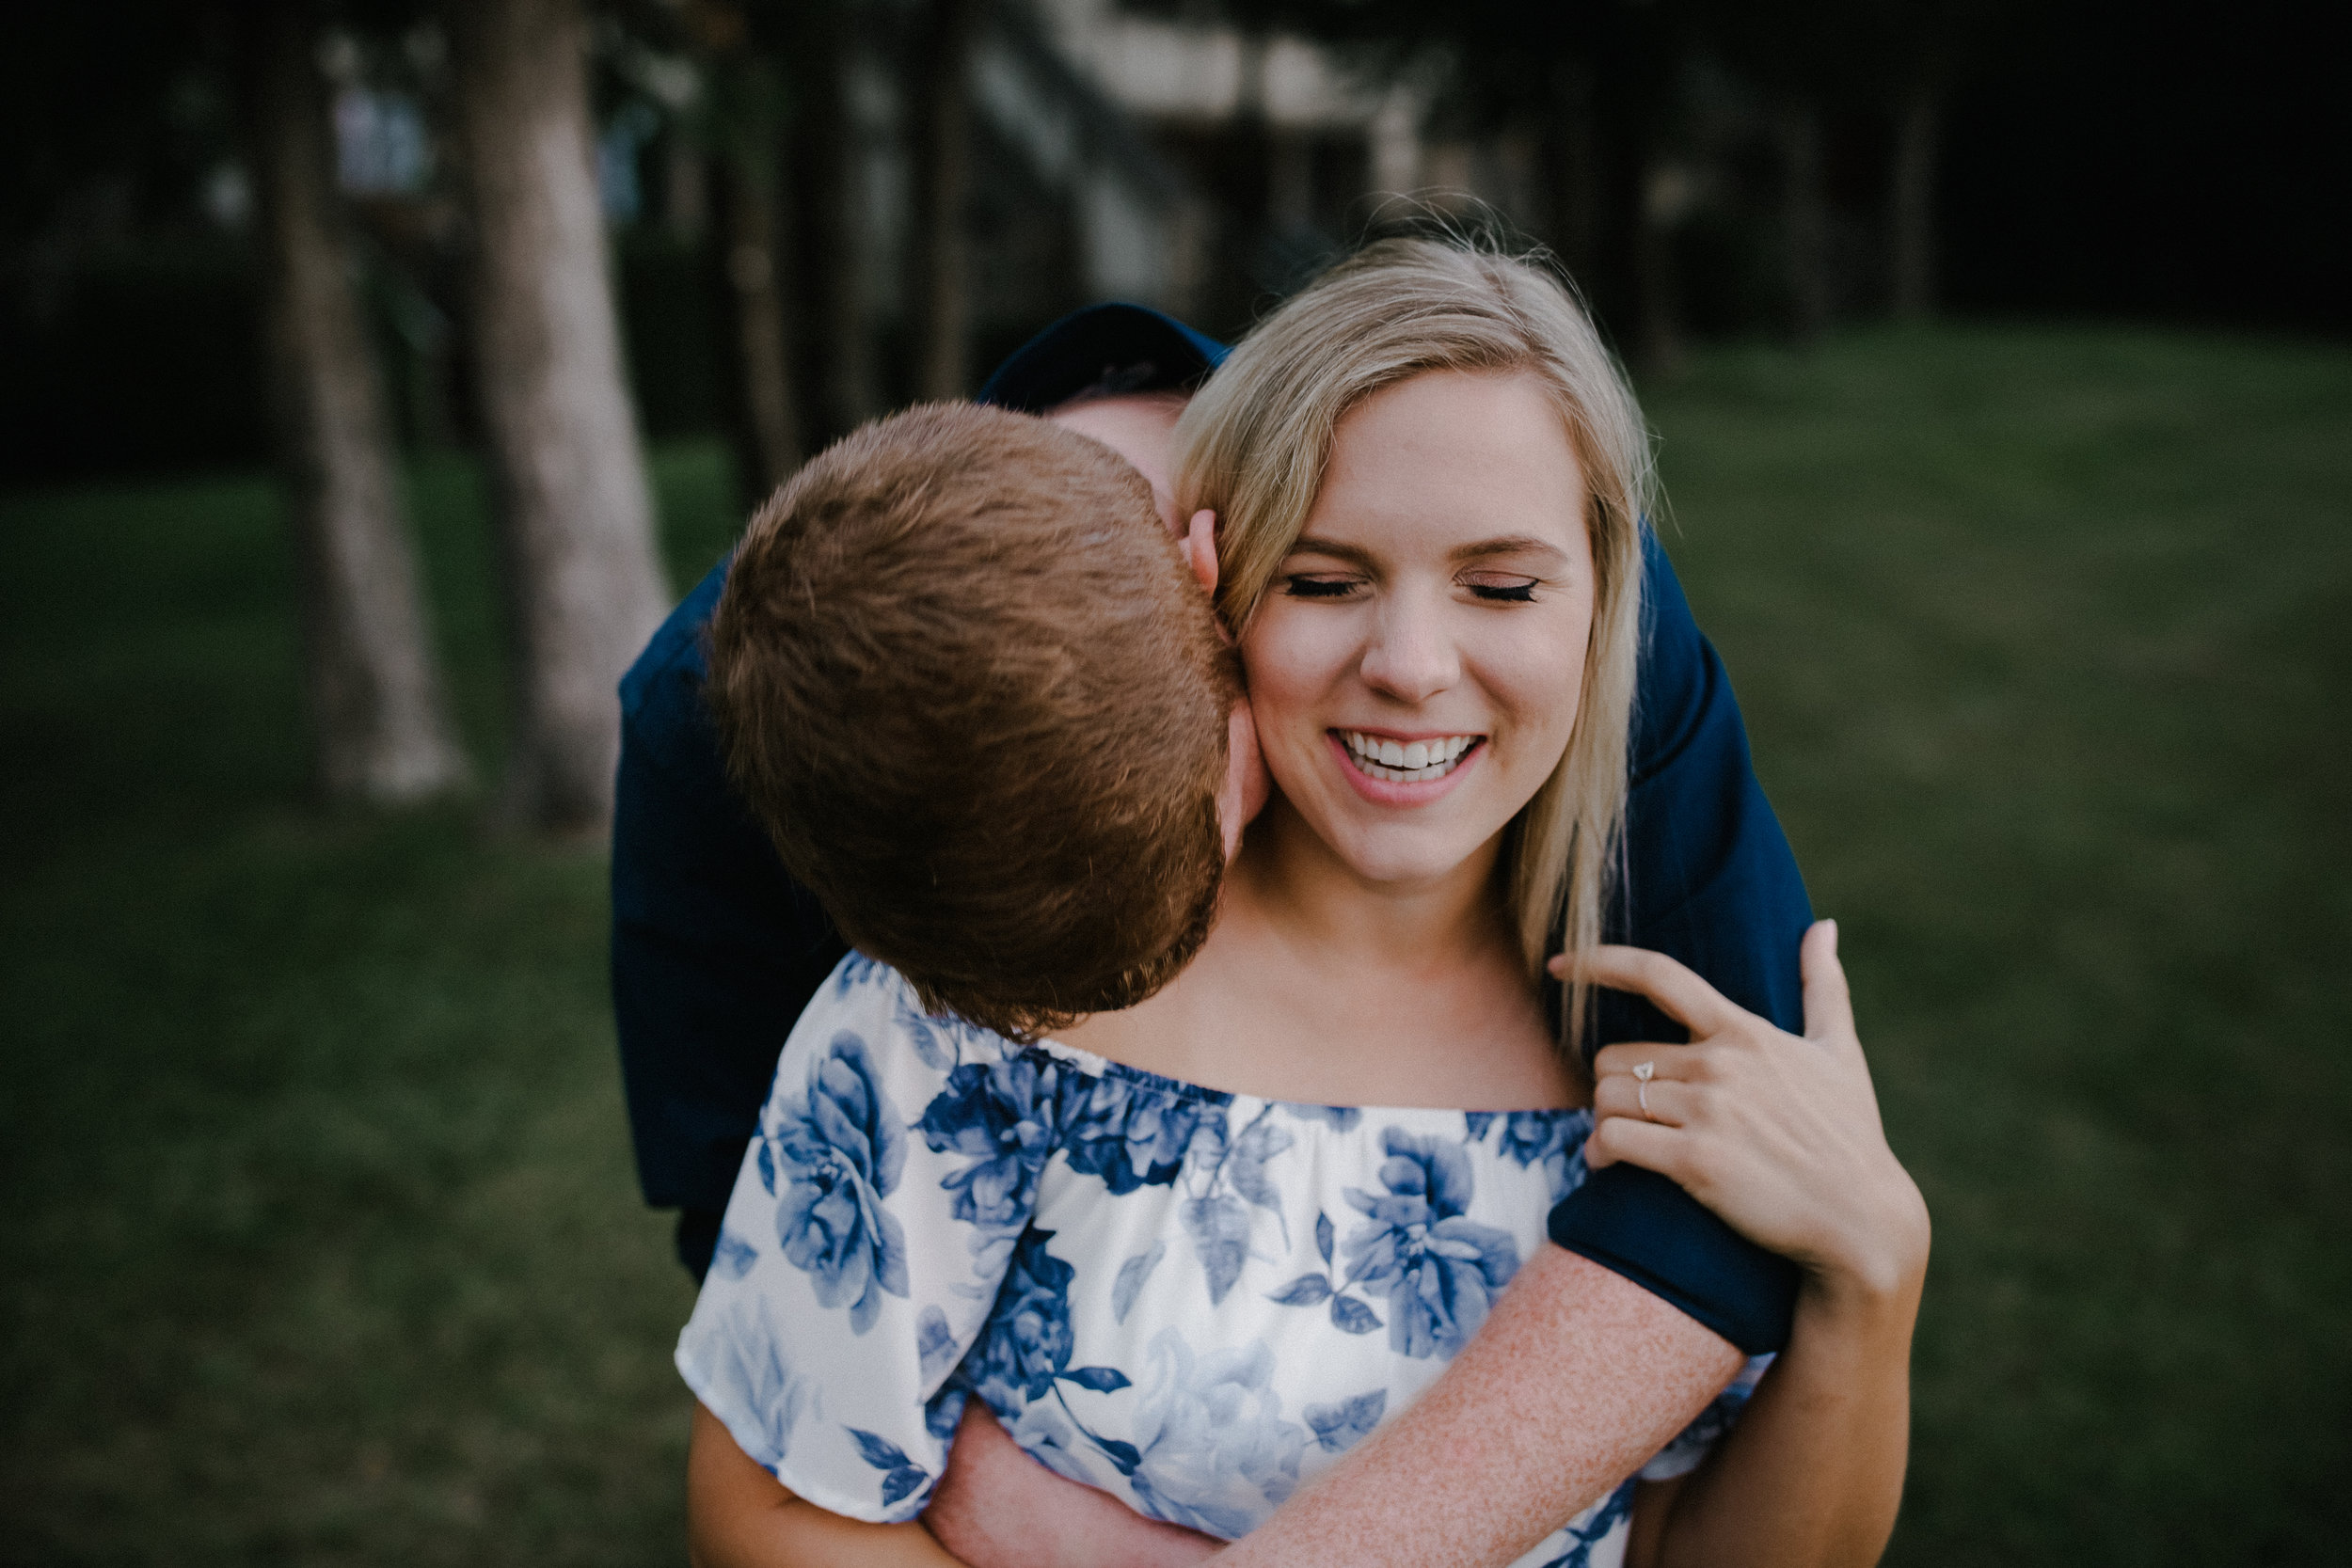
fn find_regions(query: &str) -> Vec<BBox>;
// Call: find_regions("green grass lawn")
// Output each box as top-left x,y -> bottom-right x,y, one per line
3,325 -> 2347,1565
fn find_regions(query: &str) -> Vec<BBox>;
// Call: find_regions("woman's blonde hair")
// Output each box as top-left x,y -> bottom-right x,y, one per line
1175,236 -> 1654,1051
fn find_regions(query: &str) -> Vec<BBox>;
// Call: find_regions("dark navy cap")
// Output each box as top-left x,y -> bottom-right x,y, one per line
977,302 -> 1230,413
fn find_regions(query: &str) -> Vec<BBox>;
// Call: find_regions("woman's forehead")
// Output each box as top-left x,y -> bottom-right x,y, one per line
1307,370 -> 1586,554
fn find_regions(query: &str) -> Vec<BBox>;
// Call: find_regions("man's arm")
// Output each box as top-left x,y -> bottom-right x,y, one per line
1215,1250 -> 1742,1566
612,562 -> 846,1279
927,1253 -> 1740,1567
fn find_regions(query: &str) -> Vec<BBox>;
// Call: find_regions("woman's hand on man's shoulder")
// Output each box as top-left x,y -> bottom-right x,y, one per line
1554,923 -> 1931,1306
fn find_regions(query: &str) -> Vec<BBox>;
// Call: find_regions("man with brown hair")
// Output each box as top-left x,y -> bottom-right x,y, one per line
704,403 -> 1242,1043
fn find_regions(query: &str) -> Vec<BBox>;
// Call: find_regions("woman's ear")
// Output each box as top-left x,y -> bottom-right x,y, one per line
1184,510 -> 1219,595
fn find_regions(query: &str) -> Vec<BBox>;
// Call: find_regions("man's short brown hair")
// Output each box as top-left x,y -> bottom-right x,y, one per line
707,402 -> 1237,1041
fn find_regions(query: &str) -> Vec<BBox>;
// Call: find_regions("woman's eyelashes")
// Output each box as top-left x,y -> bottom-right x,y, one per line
1280,570 -> 1546,603
1281,573 -> 1361,599
1463,575 -> 1540,602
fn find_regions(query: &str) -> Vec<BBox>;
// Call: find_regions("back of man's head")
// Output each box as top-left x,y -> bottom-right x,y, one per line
707,402 -> 1237,1040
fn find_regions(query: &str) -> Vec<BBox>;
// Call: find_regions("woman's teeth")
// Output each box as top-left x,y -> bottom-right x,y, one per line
1342,731 -> 1478,784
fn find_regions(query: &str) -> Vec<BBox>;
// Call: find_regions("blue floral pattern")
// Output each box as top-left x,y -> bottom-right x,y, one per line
756,1030 -> 910,1335
677,956 -> 1772,1556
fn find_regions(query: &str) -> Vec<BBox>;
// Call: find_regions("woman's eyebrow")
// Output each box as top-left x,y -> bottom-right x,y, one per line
1286,534 -> 1570,568
1448,535 -> 1571,566
1286,535 -> 1379,567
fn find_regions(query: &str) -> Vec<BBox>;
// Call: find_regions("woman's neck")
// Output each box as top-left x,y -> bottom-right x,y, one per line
1057,797 -> 1579,1112
1224,795 -> 1514,981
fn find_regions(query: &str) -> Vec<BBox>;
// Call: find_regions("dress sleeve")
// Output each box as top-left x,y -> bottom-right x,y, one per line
674,956 -> 1050,1522
1637,1353 -> 1775,1481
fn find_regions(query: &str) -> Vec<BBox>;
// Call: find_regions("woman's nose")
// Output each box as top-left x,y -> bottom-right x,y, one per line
1358,595 -> 1461,704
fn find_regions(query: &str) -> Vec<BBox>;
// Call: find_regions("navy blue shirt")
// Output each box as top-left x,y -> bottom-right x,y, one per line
611,309 -> 1809,1354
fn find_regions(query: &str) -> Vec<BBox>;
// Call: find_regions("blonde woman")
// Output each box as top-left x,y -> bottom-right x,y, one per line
678,240 -> 1928,1567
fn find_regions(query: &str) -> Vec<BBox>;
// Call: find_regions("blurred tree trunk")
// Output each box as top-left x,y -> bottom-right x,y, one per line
789,6 -> 877,440
1541,60 -> 1602,297
1777,100 -> 1831,344
1889,84 -> 1941,320
909,0 -> 979,402
723,145 -> 803,496
444,0 -> 669,836
1631,152 -> 1686,377
679,15 -> 800,509
243,0 -> 469,806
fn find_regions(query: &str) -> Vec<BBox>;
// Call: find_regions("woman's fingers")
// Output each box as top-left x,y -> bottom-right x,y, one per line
1799,919 -> 1860,1054
1582,1112 -> 1689,1182
1591,1070 -> 1690,1128
1555,944 -> 1745,1037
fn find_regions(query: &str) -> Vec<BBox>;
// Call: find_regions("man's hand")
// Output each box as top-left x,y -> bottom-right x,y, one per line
923,1402 -> 1219,1568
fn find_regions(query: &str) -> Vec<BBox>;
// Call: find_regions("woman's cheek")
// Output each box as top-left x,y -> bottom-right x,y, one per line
1473,625 -> 1587,769
1238,609 -> 1347,743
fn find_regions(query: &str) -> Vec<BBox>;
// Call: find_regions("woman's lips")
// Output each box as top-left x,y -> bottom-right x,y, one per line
1327,729 -> 1485,806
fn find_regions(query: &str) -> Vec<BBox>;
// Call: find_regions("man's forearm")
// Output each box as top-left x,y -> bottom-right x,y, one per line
1211,1247 -> 1742,1568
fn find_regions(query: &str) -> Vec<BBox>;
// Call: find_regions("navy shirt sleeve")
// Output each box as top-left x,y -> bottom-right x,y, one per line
611,561 -> 846,1279
1544,531 -> 1810,1354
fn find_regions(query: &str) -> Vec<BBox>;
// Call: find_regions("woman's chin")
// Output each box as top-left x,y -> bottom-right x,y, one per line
1260,737 -> 1514,889
1311,814 -> 1503,890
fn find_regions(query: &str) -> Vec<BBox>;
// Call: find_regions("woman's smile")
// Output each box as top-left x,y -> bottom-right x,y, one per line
1329,729 -> 1486,799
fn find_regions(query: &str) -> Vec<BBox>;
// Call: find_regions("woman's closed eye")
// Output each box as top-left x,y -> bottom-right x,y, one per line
1281,573 -> 1364,599
1282,572 -> 1546,602
1462,573 -> 1542,603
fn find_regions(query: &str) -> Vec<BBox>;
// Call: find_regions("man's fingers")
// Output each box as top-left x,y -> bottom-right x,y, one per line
1800,918 -> 1858,1049
1555,944 -> 1744,1037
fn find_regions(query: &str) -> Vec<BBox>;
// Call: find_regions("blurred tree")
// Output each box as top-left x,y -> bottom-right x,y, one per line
1686,0 -> 1847,343
1227,0 -> 1695,372
907,0 -> 982,400
715,60 -> 804,491
676,0 -> 806,497
1880,0 -> 2001,321
443,0 -> 670,835
784,0 -> 879,439
240,0 -> 469,803
1695,0 -> 2000,331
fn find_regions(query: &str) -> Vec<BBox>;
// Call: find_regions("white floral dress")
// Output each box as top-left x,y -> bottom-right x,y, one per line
676,956 -> 1770,1568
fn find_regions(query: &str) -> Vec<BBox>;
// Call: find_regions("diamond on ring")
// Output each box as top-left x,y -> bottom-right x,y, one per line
1634,1060 -> 1655,1118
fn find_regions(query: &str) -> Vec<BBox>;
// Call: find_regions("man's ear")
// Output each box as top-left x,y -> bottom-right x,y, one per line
1184,510 -> 1218,596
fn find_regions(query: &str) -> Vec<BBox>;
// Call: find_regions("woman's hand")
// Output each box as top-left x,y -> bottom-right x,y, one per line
1553,921 -> 1930,1302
